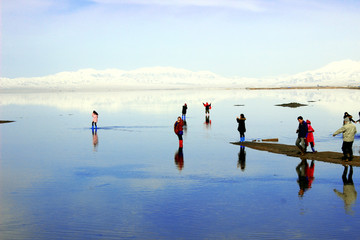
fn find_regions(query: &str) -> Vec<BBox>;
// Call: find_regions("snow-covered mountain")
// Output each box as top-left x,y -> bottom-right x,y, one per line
269,60 -> 360,87
1,60 -> 359,90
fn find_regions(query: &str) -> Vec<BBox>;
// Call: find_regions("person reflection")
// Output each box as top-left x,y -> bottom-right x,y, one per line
237,146 -> 246,171
92,128 -> 98,151
307,160 -> 315,188
204,115 -> 211,129
334,165 -> 357,214
296,158 -> 309,197
174,147 -> 184,171
183,120 -> 187,133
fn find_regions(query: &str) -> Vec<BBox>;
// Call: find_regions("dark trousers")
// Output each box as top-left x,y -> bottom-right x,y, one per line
342,141 -> 354,158
177,134 -> 183,141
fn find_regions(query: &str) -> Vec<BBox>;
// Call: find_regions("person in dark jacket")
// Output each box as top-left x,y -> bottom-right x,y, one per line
236,114 -> 246,142
174,116 -> 184,148
182,103 -> 187,120
295,116 -> 308,155
344,112 -> 356,124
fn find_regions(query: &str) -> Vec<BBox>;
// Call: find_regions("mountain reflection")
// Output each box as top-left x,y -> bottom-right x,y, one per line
1,90 -> 359,114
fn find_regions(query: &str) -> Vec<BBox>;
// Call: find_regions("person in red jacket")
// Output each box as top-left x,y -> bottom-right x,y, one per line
305,119 -> 317,153
306,160 -> 315,188
203,102 -> 211,115
174,116 -> 184,148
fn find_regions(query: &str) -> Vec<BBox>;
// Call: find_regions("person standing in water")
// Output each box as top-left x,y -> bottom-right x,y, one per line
203,102 -> 211,115
174,116 -> 184,148
236,114 -> 246,142
92,110 -> 98,128
182,103 -> 187,120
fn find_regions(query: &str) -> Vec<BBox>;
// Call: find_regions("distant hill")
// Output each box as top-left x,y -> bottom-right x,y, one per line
1,60 -> 359,90
269,60 -> 360,87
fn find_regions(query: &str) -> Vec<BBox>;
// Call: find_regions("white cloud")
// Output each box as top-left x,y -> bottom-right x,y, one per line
90,0 -> 265,11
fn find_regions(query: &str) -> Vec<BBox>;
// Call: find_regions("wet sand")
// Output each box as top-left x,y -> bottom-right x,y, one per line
231,141 -> 360,166
0,120 -> 14,124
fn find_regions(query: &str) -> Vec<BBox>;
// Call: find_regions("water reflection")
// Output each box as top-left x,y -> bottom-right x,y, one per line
1,89 -> 360,114
92,129 -> 98,151
296,159 -> 315,197
3,89 -> 360,239
334,165 -> 357,214
183,120 -> 187,134
307,160 -> 315,188
237,146 -> 246,171
174,147 -> 184,171
204,115 -> 211,129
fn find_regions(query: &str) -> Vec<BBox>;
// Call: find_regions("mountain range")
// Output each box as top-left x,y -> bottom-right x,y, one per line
1,60 -> 359,90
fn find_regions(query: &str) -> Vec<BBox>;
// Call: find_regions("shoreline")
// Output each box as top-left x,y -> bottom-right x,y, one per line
247,86 -> 360,90
0,86 -> 359,94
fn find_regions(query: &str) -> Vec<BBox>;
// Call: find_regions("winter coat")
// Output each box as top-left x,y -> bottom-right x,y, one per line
333,121 -> 357,142
297,121 -> 308,138
182,105 -> 187,114
237,117 -> 246,133
203,103 -> 211,110
306,124 -> 315,143
174,120 -> 183,135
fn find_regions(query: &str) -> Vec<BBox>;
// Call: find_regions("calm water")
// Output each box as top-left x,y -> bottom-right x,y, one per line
1,89 -> 360,239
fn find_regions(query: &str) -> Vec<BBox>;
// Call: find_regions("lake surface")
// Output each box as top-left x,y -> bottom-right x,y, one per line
1,89 -> 360,239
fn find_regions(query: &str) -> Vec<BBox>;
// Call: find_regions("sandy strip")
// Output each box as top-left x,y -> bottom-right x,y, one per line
231,141 -> 360,166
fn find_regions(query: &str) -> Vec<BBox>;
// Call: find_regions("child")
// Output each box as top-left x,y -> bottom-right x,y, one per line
92,110 -> 98,128
305,119 -> 316,153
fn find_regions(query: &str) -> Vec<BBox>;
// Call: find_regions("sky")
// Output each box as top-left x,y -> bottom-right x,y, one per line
1,0 -> 360,78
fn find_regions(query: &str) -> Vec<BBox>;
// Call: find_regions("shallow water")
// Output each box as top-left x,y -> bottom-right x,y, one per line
1,89 -> 360,239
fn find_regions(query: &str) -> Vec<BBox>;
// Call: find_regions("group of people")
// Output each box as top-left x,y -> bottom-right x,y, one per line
93,106 -> 358,162
174,102 -> 213,148
295,116 -> 317,155
179,107 -> 358,162
296,111 -> 358,162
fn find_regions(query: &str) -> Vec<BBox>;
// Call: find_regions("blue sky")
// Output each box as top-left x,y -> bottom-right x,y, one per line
1,0 -> 360,78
